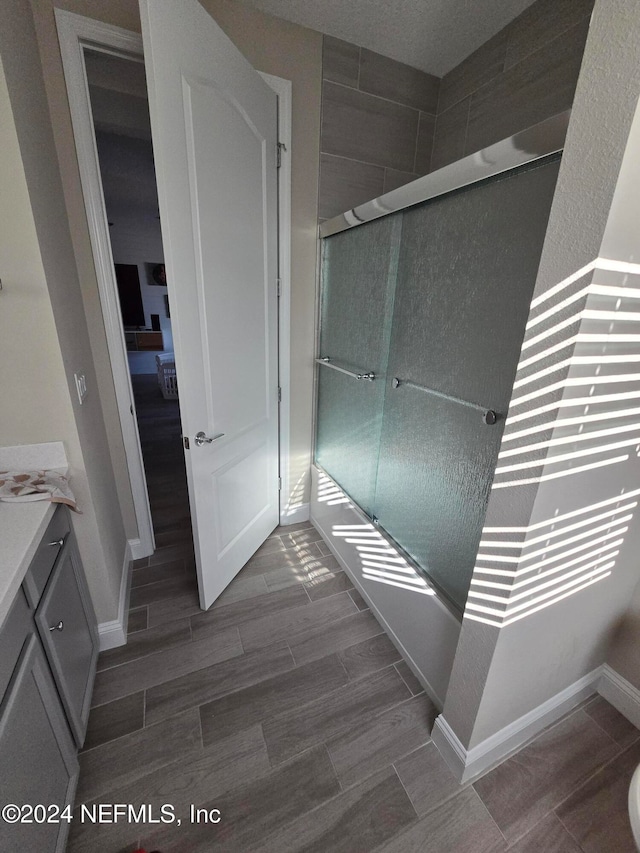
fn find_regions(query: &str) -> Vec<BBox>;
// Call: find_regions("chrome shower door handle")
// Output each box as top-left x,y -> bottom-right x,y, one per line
194,431 -> 225,447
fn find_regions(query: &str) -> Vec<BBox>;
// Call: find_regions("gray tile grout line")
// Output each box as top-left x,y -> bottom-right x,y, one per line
320,149 -> 386,173
96,629 -> 194,674
256,748 -> 426,848
412,112 -> 420,175
324,77 -> 437,117
264,615 -> 383,666
262,662 -> 416,756
196,705 -> 204,749
461,94 -> 472,161
471,783 -> 511,847
502,12 -> 594,75
544,734 -> 629,820
582,700 -> 640,748
323,740 -> 344,793
390,756 -> 422,820
553,807 -> 589,851
394,661 -> 418,695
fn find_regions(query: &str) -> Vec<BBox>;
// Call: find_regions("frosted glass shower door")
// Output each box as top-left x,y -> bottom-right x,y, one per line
315,216 -> 400,515
374,159 -> 561,609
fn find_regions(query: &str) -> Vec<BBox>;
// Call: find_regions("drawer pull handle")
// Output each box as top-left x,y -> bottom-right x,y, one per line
49,621 -> 64,632
48,538 -> 65,547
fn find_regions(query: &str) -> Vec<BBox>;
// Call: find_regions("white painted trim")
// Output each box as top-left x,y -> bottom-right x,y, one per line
97,538 -> 135,650
55,9 -> 154,558
279,502 -> 310,525
433,666 -> 603,783
128,537 -> 145,562
599,664 -> 640,730
259,72 -> 293,525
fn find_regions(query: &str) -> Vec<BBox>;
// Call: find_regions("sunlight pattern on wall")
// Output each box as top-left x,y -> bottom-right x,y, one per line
467,489 -> 639,626
466,258 -> 640,627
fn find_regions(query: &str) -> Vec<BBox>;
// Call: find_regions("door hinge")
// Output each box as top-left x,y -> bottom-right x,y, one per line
276,141 -> 286,169
278,476 -> 282,491
277,277 -> 281,297
183,436 -> 190,450
278,386 -> 282,403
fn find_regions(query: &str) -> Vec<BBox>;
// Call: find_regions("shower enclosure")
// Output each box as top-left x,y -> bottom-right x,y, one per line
312,113 -> 568,702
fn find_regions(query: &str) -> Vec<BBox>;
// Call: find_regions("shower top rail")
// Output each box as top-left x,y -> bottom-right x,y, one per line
319,110 -> 570,239
316,357 -> 375,382
391,377 -> 498,425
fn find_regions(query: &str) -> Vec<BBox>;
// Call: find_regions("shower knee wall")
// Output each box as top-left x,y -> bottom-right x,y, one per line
310,465 -> 461,707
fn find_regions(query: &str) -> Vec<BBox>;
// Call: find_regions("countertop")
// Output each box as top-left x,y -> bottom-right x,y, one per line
0,441 -> 68,629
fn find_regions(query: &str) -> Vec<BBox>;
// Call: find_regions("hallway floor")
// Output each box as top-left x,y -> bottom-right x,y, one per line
68,378 -> 640,852
131,373 -> 191,544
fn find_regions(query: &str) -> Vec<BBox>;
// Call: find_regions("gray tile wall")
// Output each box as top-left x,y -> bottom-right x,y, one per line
432,0 -> 595,170
318,0 -> 595,220
319,36 -> 439,221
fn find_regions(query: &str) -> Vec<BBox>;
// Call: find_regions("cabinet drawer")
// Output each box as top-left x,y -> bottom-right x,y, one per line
22,508 -> 70,609
0,590 -> 32,704
35,539 -> 98,747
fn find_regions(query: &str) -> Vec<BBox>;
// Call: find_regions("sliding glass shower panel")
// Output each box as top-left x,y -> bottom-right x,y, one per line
315,216 -> 401,514
386,160 -> 561,412
374,390 -> 499,608
374,159 -> 561,610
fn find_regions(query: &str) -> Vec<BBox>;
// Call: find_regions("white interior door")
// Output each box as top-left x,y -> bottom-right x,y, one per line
139,0 -> 280,609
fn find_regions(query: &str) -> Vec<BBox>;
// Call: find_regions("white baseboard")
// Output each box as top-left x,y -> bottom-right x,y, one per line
128,536 -> 148,561
280,502 -> 310,525
97,539 -> 135,651
433,666 -> 603,783
599,664 -> 640,730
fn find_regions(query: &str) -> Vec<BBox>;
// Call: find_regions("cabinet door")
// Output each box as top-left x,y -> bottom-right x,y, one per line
35,537 -> 98,747
0,635 -> 78,853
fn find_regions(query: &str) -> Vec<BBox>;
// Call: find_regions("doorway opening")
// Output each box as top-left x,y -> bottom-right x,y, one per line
85,49 -> 195,591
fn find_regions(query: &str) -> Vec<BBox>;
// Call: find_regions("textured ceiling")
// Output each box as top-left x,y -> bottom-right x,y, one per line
239,0 -> 539,77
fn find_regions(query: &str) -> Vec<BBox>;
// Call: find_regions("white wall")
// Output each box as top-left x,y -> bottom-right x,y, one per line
0,59 -> 77,450
0,0 -> 128,624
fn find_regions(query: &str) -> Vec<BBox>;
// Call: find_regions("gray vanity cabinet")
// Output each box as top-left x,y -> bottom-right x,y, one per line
0,505 -> 99,852
35,534 -> 99,746
0,633 -> 78,853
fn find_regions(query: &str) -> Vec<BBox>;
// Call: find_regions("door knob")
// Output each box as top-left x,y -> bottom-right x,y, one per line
49,621 -> 64,632
194,431 -> 225,447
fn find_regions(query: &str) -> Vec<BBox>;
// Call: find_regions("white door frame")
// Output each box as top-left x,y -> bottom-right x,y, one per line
55,10 -> 292,556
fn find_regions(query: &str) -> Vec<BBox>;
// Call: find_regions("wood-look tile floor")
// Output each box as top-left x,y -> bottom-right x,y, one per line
68,376 -> 640,852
